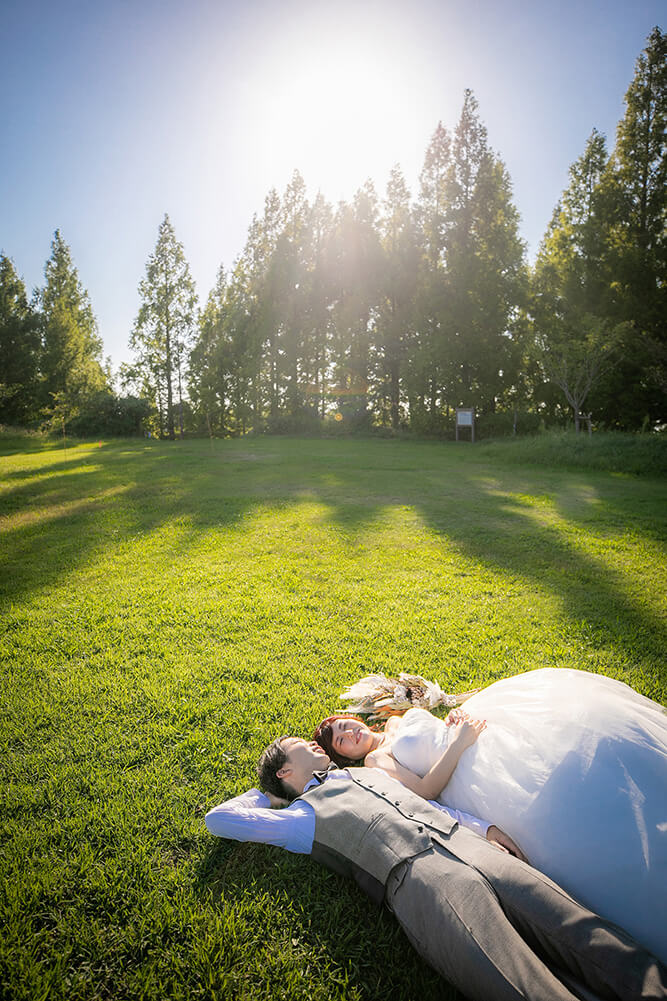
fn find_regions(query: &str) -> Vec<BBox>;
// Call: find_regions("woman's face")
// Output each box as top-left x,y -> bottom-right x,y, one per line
329,717 -> 374,760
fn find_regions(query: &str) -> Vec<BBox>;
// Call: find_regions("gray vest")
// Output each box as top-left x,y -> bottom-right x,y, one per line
299,767 -> 457,904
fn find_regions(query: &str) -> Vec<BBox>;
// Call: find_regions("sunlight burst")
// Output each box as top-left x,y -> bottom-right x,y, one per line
244,32 -> 427,199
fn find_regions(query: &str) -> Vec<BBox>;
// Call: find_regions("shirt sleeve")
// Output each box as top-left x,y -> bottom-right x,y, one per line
429,799 -> 490,839
204,788 -> 316,854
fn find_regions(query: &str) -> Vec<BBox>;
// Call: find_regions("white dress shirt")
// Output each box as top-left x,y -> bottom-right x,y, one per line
205,768 -> 490,854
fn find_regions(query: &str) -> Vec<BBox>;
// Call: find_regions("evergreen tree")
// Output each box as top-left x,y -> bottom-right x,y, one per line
274,171 -> 311,417
189,265 -> 231,435
375,166 -> 418,428
225,255 -> 266,433
443,91 -> 526,415
130,215 -> 197,439
39,231 -> 107,421
413,123 -> 452,428
303,192 -> 335,419
533,131 -> 627,430
328,181 -> 383,426
0,254 -> 41,424
599,26 -> 667,425
250,189 -> 284,420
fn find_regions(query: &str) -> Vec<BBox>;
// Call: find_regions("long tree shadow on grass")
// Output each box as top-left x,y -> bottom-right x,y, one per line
197,838 -> 459,1001
0,441 -> 260,607
1,438 -> 665,677
409,470 -> 666,671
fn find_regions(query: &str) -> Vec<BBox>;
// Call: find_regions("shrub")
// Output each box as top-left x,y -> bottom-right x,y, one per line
68,392 -> 154,436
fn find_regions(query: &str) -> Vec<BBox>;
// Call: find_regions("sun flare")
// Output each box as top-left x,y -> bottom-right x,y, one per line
243,28 -> 429,200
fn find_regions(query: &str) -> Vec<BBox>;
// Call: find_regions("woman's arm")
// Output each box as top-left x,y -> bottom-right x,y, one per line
365,716 -> 485,801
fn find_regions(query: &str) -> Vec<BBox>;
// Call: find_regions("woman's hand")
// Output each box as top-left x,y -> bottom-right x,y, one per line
486,825 -> 529,863
369,712 -> 486,802
448,714 -> 486,750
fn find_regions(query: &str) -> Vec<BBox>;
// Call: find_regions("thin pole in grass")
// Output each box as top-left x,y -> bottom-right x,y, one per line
49,391 -> 69,453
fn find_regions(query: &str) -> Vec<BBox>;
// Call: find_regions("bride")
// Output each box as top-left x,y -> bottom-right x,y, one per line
314,668 -> 667,963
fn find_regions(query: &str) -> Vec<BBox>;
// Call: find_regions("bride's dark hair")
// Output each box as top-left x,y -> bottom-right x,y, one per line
313,714 -> 375,768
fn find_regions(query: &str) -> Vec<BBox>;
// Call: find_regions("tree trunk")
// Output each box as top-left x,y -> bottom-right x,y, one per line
177,359 -> 184,439
390,360 -> 400,430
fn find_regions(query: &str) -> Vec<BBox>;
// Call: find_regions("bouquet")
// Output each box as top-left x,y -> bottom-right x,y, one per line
338,673 -> 481,722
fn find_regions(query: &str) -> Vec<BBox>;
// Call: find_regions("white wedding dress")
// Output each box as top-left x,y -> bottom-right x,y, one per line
389,668 -> 667,962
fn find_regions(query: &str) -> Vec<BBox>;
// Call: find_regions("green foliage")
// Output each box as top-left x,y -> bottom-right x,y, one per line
370,167 -> 417,429
595,26 -> 667,425
40,231 -> 108,419
129,215 -> 198,440
532,131 -> 615,426
3,33 -> 663,442
477,428 -> 667,476
0,254 -> 42,424
532,28 -> 667,430
1,435 -> 665,1000
475,409 -> 542,439
67,391 -> 154,436
188,92 -> 528,439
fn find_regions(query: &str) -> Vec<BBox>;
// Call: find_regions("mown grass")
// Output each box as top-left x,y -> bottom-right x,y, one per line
1,433 -> 665,1001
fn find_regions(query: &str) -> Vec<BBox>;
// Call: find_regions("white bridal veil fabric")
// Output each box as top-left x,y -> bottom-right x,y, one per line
390,668 -> 667,962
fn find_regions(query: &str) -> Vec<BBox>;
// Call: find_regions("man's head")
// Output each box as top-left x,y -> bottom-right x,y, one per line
257,735 -> 331,801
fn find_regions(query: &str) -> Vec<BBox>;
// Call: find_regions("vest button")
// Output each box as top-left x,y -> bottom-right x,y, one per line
395,800 -> 400,805
418,826 -> 424,832
408,812 -> 414,817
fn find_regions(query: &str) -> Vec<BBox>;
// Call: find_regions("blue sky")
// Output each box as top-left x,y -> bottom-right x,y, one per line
1,0 -> 663,374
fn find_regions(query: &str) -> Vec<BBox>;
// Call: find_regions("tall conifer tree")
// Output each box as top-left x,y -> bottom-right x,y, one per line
0,254 -> 41,424
39,231 -> 106,421
130,215 -> 197,439
376,166 -> 418,428
444,91 -> 526,414
532,131 -> 617,429
329,182 -> 383,425
601,26 -> 667,424
414,123 -> 452,427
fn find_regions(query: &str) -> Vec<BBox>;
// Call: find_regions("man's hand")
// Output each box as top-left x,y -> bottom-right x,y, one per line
266,792 -> 289,809
486,825 -> 529,863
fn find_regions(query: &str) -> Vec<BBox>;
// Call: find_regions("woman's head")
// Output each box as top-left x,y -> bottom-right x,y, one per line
313,715 -> 376,766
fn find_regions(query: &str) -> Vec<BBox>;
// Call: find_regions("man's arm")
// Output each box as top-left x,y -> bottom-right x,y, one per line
204,788 -> 315,854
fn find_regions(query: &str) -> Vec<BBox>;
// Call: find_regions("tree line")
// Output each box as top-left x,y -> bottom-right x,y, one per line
1,28 -> 664,438
0,233 -> 151,436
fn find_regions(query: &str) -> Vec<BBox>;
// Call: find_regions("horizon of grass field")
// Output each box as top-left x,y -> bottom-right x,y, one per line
1,434 -> 665,1001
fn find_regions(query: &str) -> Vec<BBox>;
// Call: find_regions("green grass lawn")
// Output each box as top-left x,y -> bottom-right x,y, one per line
1,433 -> 665,1001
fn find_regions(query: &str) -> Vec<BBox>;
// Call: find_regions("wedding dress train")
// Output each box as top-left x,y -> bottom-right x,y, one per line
389,669 -> 667,961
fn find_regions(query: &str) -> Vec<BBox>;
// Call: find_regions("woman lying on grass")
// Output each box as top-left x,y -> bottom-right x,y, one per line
313,667 -> 667,964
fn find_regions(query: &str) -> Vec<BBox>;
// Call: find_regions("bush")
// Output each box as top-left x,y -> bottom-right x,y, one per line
476,411 -> 542,439
68,392 -> 154,436
477,429 -> 667,476
263,406 -> 323,436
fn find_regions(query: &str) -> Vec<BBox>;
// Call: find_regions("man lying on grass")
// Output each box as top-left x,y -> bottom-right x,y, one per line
205,732 -> 667,1001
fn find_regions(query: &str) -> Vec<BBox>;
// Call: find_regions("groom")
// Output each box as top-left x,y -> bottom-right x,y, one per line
205,735 -> 666,1001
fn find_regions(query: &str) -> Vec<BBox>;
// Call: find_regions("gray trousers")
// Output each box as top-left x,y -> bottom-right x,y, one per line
385,832 -> 666,1001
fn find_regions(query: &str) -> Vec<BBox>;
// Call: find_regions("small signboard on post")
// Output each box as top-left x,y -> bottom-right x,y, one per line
456,408 -> 475,443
